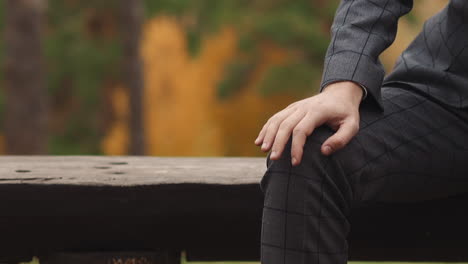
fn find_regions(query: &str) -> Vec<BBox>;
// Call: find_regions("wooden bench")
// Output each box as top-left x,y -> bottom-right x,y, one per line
0,156 -> 468,263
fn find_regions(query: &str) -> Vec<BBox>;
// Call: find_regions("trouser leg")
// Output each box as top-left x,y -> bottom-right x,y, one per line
259,86 -> 468,264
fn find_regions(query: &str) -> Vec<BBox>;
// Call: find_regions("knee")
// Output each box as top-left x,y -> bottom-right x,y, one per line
267,125 -> 334,168
259,125 -> 355,214
259,126 -> 334,194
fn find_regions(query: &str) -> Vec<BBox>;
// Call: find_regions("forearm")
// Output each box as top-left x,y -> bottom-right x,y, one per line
320,0 -> 413,108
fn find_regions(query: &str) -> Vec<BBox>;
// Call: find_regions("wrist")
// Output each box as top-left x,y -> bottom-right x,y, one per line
322,81 -> 363,106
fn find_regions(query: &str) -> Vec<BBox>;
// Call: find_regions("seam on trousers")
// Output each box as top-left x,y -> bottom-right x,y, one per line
315,159 -> 330,264
282,157 -> 292,264
347,117 -> 457,178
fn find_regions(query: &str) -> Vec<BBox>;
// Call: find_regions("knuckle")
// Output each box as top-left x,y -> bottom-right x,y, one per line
263,130 -> 274,140
333,138 -> 346,148
350,120 -> 360,132
271,143 -> 282,153
269,113 -> 281,123
354,123 -> 360,133
279,120 -> 293,131
293,127 -> 307,137
291,136 -> 304,149
264,134 -> 274,142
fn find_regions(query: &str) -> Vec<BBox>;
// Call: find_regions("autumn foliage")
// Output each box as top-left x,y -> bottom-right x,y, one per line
0,0 -> 449,156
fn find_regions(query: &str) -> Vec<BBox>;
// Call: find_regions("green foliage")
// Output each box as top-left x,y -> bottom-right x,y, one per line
144,0 -> 194,17
259,61 -> 320,96
46,0 -> 121,154
145,0 -> 251,56
218,60 -> 256,99
406,13 -> 419,26
186,29 -> 202,57
213,0 -> 337,99
0,0 -> 5,130
144,0 -> 336,98
49,120 -> 102,155
0,0 -> 339,154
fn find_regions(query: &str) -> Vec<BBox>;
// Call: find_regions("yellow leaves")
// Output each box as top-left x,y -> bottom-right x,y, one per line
101,85 -> 129,155
213,42 -> 300,156
141,17 -> 237,156
99,1 -> 457,157
101,16 -> 309,156
103,16 -> 237,156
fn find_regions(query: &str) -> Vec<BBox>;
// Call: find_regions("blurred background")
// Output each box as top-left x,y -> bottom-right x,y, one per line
0,0 -> 448,157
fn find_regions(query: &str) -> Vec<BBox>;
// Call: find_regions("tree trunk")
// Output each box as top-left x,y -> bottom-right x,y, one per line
120,0 -> 146,155
4,0 -> 48,154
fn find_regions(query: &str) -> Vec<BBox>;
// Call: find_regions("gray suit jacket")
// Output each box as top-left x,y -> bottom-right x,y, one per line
321,0 -> 468,109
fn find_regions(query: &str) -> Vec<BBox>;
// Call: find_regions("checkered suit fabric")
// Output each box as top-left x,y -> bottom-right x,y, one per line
321,0 -> 468,109
260,85 -> 468,264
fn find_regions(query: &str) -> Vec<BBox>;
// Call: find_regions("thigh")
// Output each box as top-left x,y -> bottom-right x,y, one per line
259,86 -> 468,264
320,86 -> 468,205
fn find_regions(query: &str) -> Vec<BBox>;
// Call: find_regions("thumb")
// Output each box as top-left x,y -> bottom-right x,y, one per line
321,119 -> 359,155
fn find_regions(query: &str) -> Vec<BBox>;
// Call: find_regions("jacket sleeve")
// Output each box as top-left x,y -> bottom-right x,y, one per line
320,0 -> 413,108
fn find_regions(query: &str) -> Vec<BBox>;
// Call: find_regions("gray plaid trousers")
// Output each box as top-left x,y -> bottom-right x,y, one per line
259,85 -> 468,264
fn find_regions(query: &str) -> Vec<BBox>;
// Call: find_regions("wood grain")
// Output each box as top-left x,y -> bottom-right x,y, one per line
0,156 -> 265,185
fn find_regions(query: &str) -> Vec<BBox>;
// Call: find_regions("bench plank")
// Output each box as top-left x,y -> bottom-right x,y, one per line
0,156 -> 265,263
0,156 -> 265,185
1,156 -> 468,263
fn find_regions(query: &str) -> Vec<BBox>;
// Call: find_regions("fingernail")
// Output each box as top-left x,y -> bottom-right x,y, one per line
323,145 -> 332,155
262,142 -> 269,149
291,157 -> 297,165
271,151 -> 277,158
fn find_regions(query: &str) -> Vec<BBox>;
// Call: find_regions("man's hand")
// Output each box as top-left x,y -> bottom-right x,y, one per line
254,81 -> 363,166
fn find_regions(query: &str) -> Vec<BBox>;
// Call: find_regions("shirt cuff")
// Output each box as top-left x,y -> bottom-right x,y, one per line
358,84 -> 368,101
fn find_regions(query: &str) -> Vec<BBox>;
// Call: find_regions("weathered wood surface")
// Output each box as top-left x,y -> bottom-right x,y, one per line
0,156 -> 265,185
0,156 -> 266,263
1,156 -> 468,263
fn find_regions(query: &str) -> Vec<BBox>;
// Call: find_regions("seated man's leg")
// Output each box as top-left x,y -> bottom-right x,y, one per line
259,86 -> 468,264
